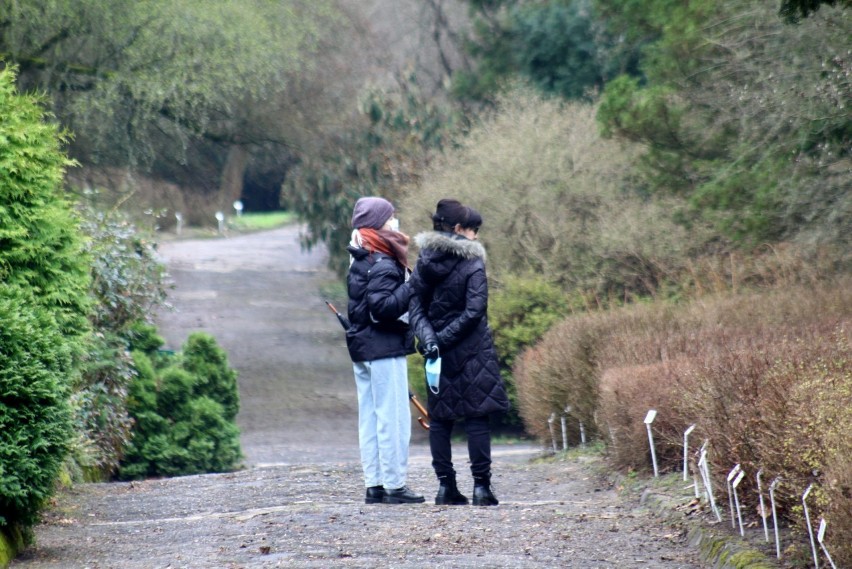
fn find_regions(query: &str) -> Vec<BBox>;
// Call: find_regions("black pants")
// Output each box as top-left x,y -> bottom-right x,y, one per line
429,415 -> 491,480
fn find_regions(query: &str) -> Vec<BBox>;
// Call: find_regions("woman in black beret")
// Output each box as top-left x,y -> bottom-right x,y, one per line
409,199 -> 510,506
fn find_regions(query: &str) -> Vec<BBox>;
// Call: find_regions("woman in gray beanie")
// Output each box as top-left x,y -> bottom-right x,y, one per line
345,196 -> 424,504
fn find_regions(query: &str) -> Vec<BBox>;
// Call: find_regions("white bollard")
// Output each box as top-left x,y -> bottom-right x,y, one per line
802,484 -> 820,569
817,518 -> 838,569
644,410 -> 658,477
732,469 -> 745,536
769,477 -> 782,559
683,424 -> 696,481
175,212 -> 183,236
756,469 -> 769,542
727,464 -> 742,528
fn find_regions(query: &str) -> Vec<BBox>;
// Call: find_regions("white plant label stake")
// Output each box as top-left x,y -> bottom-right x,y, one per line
732,470 -> 745,536
802,484 -> 819,569
769,477 -> 782,559
817,517 -> 838,569
756,469 -> 769,542
683,424 -> 696,481
547,413 -> 558,453
691,448 -> 701,498
698,443 -> 722,522
644,410 -> 658,477
727,464 -> 742,528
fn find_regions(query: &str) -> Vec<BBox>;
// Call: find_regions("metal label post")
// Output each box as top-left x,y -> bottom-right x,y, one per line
644,410 -> 658,477
769,477 -> 782,559
802,484 -> 820,569
683,424 -> 696,481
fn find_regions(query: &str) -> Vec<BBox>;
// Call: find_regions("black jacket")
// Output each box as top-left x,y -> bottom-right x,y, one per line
409,232 -> 509,420
345,246 -> 414,362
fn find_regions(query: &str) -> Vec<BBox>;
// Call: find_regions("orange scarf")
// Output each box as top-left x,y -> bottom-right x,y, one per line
359,228 -> 411,269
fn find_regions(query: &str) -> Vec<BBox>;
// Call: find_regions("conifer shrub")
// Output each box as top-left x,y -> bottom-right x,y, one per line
0,287 -> 73,528
119,333 -> 242,479
0,65 -> 91,535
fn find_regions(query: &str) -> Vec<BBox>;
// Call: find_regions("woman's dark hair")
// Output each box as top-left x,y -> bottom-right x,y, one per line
432,199 -> 482,232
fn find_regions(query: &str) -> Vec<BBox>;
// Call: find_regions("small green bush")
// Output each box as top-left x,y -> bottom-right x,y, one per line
119,333 -> 242,479
489,275 -> 572,428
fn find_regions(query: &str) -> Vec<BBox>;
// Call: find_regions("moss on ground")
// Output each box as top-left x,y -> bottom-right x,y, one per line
0,525 -> 25,569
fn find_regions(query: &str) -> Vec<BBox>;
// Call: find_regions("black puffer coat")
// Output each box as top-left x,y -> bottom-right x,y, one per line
409,232 -> 509,420
345,246 -> 414,363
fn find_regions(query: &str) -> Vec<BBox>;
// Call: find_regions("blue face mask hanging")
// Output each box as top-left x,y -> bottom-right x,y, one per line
425,357 -> 441,394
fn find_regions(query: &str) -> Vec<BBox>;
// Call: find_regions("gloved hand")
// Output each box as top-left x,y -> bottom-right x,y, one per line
422,343 -> 439,361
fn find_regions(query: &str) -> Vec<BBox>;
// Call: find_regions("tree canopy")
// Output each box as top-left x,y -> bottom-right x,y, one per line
1,0 -> 338,188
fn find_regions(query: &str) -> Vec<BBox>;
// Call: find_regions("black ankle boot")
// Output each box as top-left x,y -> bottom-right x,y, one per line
472,475 -> 499,506
435,474 -> 469,506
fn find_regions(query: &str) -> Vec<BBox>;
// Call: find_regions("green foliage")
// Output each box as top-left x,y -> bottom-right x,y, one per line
489,275 -> 572,427
0,65 -> 91,341
119,333 -> 242,479
227,211 -> 296,232
283,78 -> 462,277
0,65 -> 90,531
68,207 -> 169,478
181,333 -> 239,422
0,286 -> 73,528
780,0 -> 851,22
597,0 -> 852,248
1,0 -> 337,169
491,275 -> 572,370
454,0 -> 636,102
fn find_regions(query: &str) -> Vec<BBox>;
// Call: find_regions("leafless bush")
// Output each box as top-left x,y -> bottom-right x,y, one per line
398,87 -> 712,298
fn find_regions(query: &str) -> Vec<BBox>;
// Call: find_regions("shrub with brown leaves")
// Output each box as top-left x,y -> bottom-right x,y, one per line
516,278 -> 852,560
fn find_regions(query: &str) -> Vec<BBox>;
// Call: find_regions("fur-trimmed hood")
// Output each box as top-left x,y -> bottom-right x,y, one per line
413,231 -> 487,261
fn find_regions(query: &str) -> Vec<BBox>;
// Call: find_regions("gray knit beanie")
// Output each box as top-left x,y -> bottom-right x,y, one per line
351,197 -> 395,229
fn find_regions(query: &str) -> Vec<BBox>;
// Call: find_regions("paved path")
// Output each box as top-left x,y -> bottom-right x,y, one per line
12,226 -> 705,569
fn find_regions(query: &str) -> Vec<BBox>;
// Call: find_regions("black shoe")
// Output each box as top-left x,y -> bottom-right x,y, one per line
365,485 -> 385,504
382,486 -> 425,504
472,484 -> 499,506
472,475 -> 499,506
435,475 -> 469,506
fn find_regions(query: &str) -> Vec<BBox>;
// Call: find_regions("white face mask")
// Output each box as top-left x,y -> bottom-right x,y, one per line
388,217 -> 400,232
